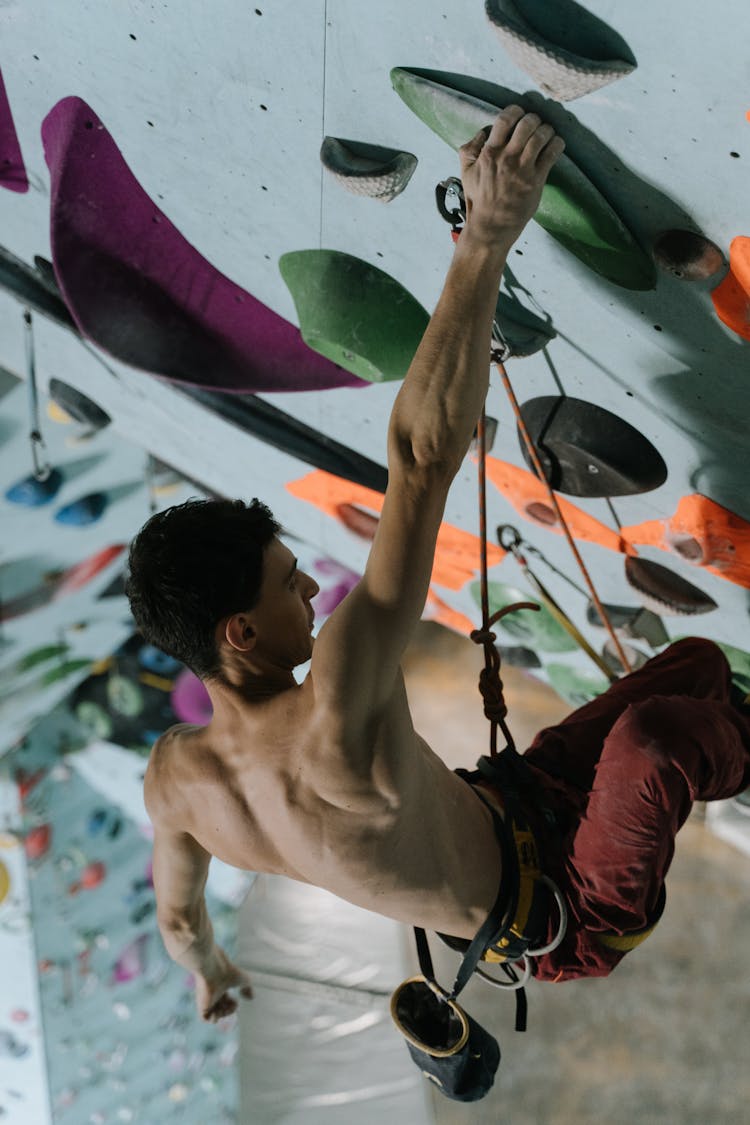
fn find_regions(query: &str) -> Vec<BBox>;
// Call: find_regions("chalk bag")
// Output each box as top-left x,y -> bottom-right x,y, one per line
390,975 -> 500,1101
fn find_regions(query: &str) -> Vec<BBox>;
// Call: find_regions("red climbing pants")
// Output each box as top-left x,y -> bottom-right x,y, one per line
516,637 -> 750,981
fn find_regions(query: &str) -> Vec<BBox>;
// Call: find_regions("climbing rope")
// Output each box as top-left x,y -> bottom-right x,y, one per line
435,175 -> 633,758
24,310 -> 52,482
490,350 -> 633,675
470,409 -> 540,756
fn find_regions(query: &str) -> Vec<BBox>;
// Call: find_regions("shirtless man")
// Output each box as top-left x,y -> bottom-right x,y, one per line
123,106 -> 564,1021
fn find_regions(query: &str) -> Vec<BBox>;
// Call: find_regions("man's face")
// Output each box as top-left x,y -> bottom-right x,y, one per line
250,538 -> 320,669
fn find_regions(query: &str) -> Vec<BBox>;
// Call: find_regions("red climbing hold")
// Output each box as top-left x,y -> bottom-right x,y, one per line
24,824 -> 52,860
80,861 -> 106,889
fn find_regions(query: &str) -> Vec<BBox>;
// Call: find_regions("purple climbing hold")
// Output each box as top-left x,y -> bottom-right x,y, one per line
0,69 -> 29,193
40,97 -> 366,393
112,934 -> 150,983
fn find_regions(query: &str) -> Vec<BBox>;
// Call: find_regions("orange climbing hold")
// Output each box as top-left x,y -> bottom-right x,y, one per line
286,469 -> 504,590
425,590 -> 477,636
711,236 -> 750,340
621,494 -> 750,590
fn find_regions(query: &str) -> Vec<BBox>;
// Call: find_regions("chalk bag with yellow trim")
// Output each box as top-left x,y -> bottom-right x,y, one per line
390,928 -> 501,1101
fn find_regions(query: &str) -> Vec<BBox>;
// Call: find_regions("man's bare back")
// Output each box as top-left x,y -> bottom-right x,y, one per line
130,107 -> 565,1021
147,575 -> 504,941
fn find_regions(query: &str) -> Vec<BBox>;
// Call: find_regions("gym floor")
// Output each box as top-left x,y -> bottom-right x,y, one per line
400,623 -> 750,1125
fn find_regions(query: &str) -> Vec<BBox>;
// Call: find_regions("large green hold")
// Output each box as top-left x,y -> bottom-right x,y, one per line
390,68 -> 656,291
279,250 -> 430,383
546,662 -> 610,705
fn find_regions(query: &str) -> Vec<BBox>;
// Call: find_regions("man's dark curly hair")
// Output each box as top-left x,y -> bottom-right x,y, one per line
125,498 -> 280,680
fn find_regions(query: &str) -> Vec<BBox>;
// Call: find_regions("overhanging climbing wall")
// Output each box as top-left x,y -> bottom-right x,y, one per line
1,0 -> 750,1117
2,1 -> 749,704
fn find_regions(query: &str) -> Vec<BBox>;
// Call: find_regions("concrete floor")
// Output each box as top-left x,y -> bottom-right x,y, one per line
401,624 -> 750,1125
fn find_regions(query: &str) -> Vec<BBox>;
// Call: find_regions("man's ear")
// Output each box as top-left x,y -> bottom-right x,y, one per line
223,613 -> 257,654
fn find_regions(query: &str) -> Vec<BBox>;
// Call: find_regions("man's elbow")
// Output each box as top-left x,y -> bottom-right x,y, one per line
157,908 -> 199,947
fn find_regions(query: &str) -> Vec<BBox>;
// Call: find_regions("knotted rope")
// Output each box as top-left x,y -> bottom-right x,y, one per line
471,409 -> 539,757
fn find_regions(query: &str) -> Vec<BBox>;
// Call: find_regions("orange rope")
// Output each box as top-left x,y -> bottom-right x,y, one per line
493,355 -> 633,675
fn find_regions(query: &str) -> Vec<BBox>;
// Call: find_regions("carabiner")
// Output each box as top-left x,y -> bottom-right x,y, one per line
435,176 -> 466,233
497,524 -> 523,554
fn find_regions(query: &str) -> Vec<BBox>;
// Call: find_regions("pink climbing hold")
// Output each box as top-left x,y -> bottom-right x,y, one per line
41,97 -> 365,393
24,824 -> 52,860
312,558 -> 361,616
0,69 -> 29,193
170,669 -> 213,725
112,934 -> 150,983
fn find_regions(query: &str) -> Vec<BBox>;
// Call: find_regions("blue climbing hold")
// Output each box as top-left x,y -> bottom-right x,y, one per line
5,468 -> 63,506
54,491 -> 108,526
137,644 -> 182,676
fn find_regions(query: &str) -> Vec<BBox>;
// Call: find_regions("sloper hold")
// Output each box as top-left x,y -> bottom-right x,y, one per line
517,395 -> 668,497
48,379 -> 111,431
390,68 -> 655,291
485,0 -> 636,102
320,137 -> 417,202
5,468 -> 63,506
624,557 -> 718,616
54,492 -> 108,527
41,97 -> 363,393
279,250 -> 429,382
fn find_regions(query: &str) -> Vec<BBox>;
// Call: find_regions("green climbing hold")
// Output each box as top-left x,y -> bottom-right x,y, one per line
470,580 -> 576,652
39,658 -> 93,687
546,662 -> 610,705
279,250 -> 430,383
390,68 -> 655,291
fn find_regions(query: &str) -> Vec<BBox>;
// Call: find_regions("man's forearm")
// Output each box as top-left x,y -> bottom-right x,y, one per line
159,899 -> 218,976
389,230 -> 511,475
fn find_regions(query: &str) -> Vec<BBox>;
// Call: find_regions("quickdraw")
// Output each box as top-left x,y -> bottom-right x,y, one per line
435,175 -> 632,682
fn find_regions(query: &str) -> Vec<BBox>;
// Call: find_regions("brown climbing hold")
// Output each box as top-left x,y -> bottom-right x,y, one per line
624,557 -> 717,616
653,230 -> 725,281
524,501 -> 558,526
711,236 -> 750,340
621,493 -> 750,590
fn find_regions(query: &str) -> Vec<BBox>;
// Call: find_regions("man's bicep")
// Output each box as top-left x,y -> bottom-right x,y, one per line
151,823 -> 211,928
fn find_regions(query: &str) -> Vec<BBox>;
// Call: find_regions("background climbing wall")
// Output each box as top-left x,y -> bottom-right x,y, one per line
1,0 -> 750,1120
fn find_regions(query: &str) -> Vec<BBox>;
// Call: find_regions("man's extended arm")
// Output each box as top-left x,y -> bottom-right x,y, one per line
388,108 -> 563,479
312,109 -> 564,745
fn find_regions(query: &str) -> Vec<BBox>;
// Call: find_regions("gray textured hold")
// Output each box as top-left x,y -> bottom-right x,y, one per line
485,0 -> 635,101
320,138 -> 417,202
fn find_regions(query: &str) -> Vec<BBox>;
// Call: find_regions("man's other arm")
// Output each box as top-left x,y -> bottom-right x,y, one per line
146,776 -> 253,1021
